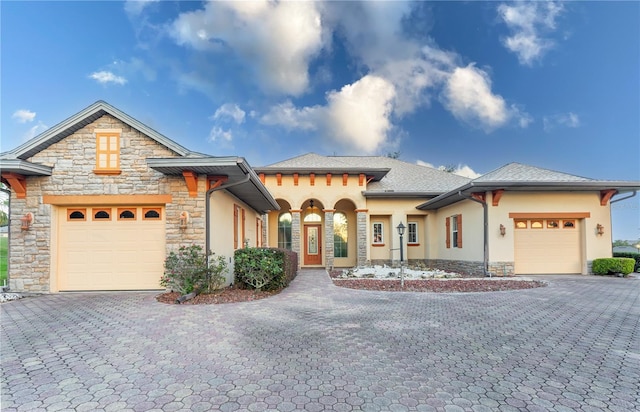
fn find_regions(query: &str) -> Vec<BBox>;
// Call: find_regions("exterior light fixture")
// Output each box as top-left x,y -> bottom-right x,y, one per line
179,211 -> 190,229
596,223 -> 604,236
20,212 -> 33,231
499,224 -> 506,237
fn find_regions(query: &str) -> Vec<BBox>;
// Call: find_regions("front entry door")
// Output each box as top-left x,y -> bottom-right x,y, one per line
304,225 -> 322,265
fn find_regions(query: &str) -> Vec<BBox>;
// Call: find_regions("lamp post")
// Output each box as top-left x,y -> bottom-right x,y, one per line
397,222 -> 406,287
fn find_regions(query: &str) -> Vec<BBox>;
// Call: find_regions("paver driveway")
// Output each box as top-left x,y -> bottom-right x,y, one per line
1,270 -> 639,412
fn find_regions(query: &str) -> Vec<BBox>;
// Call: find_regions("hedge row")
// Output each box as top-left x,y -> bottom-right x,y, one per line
234,247 -> 298,291
613,252 -> 640,272
592,258 -> 635,276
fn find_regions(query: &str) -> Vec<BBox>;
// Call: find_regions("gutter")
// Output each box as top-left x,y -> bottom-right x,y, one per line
458,191 -> 489,277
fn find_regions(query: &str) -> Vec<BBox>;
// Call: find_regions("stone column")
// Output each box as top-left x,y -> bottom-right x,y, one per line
323,209 -> 335,270
356,209 -> 368,267
291,209 -> 302,268
261,214 -> 268,247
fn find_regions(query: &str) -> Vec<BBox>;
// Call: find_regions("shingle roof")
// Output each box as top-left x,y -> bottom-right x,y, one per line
474,162 -> 595,183
260,153 -> 471,194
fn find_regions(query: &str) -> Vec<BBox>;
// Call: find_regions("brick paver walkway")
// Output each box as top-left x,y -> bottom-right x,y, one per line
1,270 -> 639,411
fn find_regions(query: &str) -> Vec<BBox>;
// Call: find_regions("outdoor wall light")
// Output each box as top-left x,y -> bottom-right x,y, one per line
596,223 -> 604,236
499,224 -> 506,237
179,211 -> 190,229
396,222 -> 406,263
21,212 -> 33,231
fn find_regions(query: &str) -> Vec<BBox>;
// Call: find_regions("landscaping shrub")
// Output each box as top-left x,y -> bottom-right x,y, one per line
592,258 -> 635,276
161,245 -> 227,294
234,248 -> 298,291
613,252 -> 640,272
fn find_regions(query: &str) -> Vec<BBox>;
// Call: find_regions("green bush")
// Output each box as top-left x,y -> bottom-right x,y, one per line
613,252 -> 640,272
234,248 -> 298,291
161,245 -> 227,294
592,258 -> 635,276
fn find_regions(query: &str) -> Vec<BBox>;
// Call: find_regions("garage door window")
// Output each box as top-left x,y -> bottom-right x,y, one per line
531,220 -> 543,229
143,208 -> 161,220
67,209 -> 86,221
93,209 -> 111,221
563,220 -> 575,228
515,220 -> 527,229
547,220 -> 559,229
118,208 -> 136,220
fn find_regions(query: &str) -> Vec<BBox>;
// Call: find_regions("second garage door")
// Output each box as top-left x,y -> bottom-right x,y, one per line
514,218 -> 582,274
57,206 -> 166,291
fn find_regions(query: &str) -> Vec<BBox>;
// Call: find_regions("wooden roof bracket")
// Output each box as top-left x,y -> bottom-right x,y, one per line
182,171 -> 198,198
2,172 -> 27,199
600,189 -> 617,206
492,189 -> 504,206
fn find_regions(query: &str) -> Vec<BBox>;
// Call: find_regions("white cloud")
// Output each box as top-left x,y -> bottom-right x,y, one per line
498,1 -> 564,65
89,71 -> 127,85
261,75 -> 396,154
442,64 -> 509,131
543,112 -> 581,132
209,127 -> 233,142
212,103 -> 246,125
23,121 -> 48,141
170,1 -> 325,96
12,109 -> 36,123
124,0 -> 159,16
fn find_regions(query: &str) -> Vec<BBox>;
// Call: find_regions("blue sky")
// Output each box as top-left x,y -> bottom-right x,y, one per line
2,1 -> 639,240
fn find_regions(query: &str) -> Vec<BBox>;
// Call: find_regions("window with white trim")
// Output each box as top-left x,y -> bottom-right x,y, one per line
372,222 -> 384,244
408,222 -> 418,244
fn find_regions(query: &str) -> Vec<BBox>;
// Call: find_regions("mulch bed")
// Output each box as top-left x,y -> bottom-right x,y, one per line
156,285 -> 281,305
331,278 -> 545,293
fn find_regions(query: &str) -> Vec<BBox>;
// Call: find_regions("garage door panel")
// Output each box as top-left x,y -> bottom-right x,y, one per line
58,206 -> 165,291
514,219 -> 582,275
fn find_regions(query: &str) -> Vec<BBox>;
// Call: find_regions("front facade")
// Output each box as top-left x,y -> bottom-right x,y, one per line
2,102 -> 638,293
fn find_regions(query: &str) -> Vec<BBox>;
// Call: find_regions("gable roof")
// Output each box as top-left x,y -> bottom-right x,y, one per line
1,100 -> 193,161
418,162 -> 640,210
256,153 -> 471,197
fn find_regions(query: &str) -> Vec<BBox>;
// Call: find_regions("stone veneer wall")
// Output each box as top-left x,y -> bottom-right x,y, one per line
8,114 -> 205,292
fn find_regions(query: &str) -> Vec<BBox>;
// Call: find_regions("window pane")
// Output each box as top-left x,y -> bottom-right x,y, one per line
109,154 -> 118,167
99,137 -> 107,150
334,212 -> 348,258
278,212 -> 292,250
109,137 -> 118,150
408,222 -> 418,243
99,154 -> 107,168
373,223 -> 383,243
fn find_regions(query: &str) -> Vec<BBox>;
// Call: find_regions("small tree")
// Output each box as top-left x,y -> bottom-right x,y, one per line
161,245 -> 227,294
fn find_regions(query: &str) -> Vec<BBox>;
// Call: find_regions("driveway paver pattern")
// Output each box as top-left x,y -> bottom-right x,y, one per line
1,270 -> 639,411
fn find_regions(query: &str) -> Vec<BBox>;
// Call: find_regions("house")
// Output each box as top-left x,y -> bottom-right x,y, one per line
0,101 -> 278,292
256,154 -> 639,276
2,101 -> 638,293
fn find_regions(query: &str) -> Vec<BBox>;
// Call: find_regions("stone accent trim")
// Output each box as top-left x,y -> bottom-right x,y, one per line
291,210 -> 301,268
356,210 -> 367,266
324,211 -> 334,270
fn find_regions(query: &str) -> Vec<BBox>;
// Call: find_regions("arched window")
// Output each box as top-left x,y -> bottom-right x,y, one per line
334,212 -> 348,258
278,212 -> 292,250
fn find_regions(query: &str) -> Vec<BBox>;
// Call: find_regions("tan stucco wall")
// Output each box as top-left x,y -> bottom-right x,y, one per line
263,174 -> 367,210
8,114 -> 206,292
487,191 -> 612,268
430,200 -> 485,262
209,190 -> 263,284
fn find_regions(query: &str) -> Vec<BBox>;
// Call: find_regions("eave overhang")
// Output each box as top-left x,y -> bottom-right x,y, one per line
417,181 -> 640,210
255,166 -> 391,182
147,157 -> 279,213
0,159 -> 53,176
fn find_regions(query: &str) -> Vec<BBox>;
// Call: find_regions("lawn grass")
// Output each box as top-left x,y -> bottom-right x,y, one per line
0,236 -> 7,286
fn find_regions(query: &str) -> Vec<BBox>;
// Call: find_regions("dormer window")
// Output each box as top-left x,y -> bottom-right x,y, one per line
94,130 -> 121,174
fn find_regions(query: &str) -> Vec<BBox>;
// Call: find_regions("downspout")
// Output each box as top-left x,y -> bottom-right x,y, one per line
459,191 -> 489,277
609,190 -> 636,204
205,172 -> 251,261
